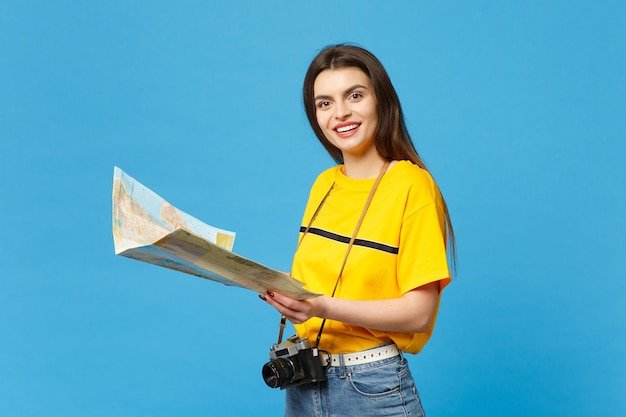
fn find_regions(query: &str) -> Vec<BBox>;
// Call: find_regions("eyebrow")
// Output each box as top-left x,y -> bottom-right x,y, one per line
314,84 -> 368,101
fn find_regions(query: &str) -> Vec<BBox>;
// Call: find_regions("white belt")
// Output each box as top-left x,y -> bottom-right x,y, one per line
319,344 -> 400,367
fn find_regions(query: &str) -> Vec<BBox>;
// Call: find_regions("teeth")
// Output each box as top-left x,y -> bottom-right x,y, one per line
336,124 -> 359,133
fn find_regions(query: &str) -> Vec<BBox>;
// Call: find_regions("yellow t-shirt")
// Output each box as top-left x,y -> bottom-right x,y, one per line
292,160 -> 451,354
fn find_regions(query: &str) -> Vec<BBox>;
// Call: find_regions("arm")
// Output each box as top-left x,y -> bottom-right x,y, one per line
260,281 -> 441,334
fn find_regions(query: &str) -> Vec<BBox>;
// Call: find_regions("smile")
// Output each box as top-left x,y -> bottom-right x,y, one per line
335,123 -> 360,133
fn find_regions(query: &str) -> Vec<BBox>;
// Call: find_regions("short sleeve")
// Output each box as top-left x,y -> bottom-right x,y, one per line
397,196 -> 451,294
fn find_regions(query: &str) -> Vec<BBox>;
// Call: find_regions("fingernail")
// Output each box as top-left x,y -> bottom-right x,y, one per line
258,294 -> 267,301
267,291 -> 275,298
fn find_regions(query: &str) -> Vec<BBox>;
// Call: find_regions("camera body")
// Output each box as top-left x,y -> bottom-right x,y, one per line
262,335 -> 327,389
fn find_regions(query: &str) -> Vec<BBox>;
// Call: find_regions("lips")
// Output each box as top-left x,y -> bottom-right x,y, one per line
334,122 -> 361,137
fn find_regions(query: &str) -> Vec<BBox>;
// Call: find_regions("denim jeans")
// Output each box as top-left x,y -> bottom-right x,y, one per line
285,353 -> 425,417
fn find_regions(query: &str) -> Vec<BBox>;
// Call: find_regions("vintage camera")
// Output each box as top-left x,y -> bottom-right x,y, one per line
262,335 -> 327,389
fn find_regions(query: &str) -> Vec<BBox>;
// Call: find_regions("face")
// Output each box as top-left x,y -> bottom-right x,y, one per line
313,67 -> 378,161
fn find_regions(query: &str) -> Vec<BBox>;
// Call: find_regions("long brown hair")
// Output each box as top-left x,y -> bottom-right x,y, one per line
303,44 -> 457,270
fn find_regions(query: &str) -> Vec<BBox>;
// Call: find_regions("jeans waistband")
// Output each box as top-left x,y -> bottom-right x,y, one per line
319,343 -> 400,367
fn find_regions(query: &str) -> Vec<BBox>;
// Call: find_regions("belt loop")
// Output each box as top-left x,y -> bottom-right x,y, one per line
339,354 -> 346,378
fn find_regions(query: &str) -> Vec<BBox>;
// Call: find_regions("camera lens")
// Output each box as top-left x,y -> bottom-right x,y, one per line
262,358 -> 296,389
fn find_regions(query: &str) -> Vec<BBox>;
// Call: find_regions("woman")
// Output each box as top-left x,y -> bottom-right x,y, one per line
260,44 -> 455,417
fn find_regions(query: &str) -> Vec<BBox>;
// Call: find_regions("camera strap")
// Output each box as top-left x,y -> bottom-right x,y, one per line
297,161 -> 391,349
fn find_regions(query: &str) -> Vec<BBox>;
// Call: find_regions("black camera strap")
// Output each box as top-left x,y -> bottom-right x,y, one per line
296,161 -> 391,349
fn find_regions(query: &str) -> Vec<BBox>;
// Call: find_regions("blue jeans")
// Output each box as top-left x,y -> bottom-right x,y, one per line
285,354 -> 425,417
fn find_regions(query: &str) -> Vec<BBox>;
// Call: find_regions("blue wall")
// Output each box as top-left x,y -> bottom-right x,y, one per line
1,1 -> 624,416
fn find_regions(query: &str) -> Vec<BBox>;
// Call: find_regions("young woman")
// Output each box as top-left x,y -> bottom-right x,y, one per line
260,44 -> 455,417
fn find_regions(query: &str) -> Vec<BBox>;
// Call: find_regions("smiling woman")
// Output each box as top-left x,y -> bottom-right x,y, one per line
259,44 -> 457,417
313,67 -> 380,176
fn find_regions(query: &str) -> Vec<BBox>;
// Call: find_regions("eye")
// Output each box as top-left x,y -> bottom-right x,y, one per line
349,92 -> 363,100
317,100 -> 331,109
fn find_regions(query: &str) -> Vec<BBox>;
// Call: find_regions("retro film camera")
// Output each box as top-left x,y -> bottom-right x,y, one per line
261,317 -> 326,389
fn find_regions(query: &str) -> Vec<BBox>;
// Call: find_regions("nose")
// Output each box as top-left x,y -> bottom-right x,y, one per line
334,101 -> 351,119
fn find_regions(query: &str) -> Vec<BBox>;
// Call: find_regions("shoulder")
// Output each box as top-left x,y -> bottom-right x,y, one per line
304,165 -> 340,202
386,161 -> 442,208
388,160 -> 438,190
310,165 -> 340,190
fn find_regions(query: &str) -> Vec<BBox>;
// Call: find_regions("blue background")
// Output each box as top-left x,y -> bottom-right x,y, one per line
1,1 -> 624,416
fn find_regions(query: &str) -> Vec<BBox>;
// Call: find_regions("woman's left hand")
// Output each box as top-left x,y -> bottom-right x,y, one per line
260,291 -> 328,324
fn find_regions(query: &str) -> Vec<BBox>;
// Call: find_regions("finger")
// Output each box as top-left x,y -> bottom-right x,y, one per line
266,291 -> 294,306
267,291 -> 310,314
262,293 -> 302,318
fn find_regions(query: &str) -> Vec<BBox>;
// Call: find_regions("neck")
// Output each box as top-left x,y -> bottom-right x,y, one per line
342,151 -> 387,179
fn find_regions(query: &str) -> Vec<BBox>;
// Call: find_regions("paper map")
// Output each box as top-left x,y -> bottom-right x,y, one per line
112,167 -> 318,300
